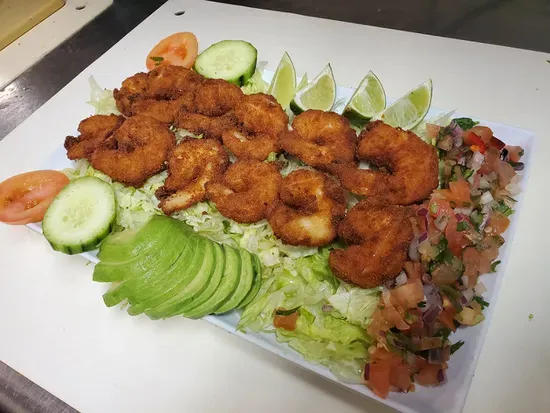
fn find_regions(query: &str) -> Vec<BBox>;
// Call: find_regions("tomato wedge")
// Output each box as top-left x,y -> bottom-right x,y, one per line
0,170 -> 69,225
146,32 -> 199,70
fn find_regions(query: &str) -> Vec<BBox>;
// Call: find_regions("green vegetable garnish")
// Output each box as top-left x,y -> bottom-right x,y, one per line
275,307 -> 301,316
456,221 -> 469,232
490,260 -> 501,272
453,117 -> 478,130
150,56 -> 164,66
495,200 -> 514,217
450,340 -> 465,354
417,301 -> 427,308
472,296 -> 490,309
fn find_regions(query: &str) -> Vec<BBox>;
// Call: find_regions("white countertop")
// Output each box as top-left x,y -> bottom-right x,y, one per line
0,1 -> 549,412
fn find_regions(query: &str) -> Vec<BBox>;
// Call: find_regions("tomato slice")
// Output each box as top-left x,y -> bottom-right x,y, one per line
0,170 -> 69,225
146,32 -> 199,70
273,312 -> 299,331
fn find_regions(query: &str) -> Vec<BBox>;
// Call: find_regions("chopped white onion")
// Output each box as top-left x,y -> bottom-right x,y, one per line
469,152 -> 485,171
474,282 -> 487,295
462,288 -> 474,304
480,191 -> 494,204
434,214 -> 449,230
396,271 -> 408,286
461,275 -> 469,286
455,207 -> 473,216
479,176 -> 492,189
409,238 -> 420,261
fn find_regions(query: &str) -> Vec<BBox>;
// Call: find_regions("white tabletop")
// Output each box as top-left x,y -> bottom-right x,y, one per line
0,1 -> 549,412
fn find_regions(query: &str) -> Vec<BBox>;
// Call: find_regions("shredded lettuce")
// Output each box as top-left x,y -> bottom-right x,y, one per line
75,77 -> 381,383
87,76 -> 120,115
241,61 -> 269,94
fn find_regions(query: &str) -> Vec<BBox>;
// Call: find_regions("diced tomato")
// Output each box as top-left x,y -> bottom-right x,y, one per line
382,289 -> 410,331
404,261 -> 423,280
486,212 -> 510,236
273,312 -> 299,331
426,124 -> 441,140
505,145 -> 524,162
464,132 -> 486,154
478,148 -> 500,175
463,247 -> 491,279
0,170 -> 69,225
465,126 -> 493,145
146,32 -> 199,70
368,363 -> 391,398
391,279 -> 424,309
494,159 -> 516,187
490,136 -> 506,150
429,197 -> 453,218
390,363 -> 412,392
445,215 -> 468,256
438,300 -> 457,332
414,364 -> 443,387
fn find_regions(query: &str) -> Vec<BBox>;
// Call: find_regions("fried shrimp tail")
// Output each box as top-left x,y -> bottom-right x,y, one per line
266,169 -> 346,246
89,115 -> 176,187
64,114 -> 124,160
327,121 -> 438,205
206,160 -> 282,223
156,138 -> 229,214
281,110 -> 356,169
329,201 -> 415,288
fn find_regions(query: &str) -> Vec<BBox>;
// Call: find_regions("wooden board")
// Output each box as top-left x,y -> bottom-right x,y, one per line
0,0 -> 65,51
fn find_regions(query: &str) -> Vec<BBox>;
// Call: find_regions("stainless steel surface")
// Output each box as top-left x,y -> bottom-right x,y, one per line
0,362 -> 76,413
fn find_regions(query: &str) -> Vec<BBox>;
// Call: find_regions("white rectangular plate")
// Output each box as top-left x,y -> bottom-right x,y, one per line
27,70 -> 536,413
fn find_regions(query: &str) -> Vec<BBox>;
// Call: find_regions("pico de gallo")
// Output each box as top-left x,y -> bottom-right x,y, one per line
364,117 -> 524,398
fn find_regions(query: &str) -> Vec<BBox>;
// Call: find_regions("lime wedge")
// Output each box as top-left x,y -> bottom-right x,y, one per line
290,64 -> 336,114
296,73 -> 308,91
381,80 -> 433,130
267,52 -> 296,109
342,71 -> 386,126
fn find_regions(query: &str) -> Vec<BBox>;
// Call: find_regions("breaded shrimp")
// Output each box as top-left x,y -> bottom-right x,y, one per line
266,169 -> 346,246
222,93 -> 288,160
327,121 -> 439,205
113,72 -> 148,116
194,79 -> 243,117
64,114 -> 124,160
280,110 -> 357,169
206,160 -> 282,223
89,115 -> 176,188
175,112 -> 237,140
155,138 -> 229,214
146,65 -> 204,99
329,200 -> 415,288
129,95 -> 194,124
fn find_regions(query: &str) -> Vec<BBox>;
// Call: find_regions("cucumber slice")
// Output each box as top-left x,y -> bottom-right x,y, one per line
194,40 -> 257,86
42,177 -> 116,255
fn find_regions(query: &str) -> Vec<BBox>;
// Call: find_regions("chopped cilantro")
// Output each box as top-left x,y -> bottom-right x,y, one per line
519,149 -> 525,157
434,327 -> 452,342
463,168 -> 474,180
495,200 -> 514,217
149,56 -> 164,66
450,340 -> 465,354
473,296 -> 490,309
417,301 -> 427,308
275,306 -> 300,316
430,202 -> 439,214
456,221 -> 469,232
529,313 -> 534,321
470,210 -> 483,230
490,260 -> 501,272
504,195 -> 517,203
453,117 -> 478,130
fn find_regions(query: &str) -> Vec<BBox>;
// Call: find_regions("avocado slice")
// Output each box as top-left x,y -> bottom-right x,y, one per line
173,241 -> 225,316
215,248 -> 255,314
237,253 -> 262,309
98,215 -> 190,263
182,244 -> 241,319
127,236 -> 208,316
145,239 -> 216,320
101,227 -> 192,307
